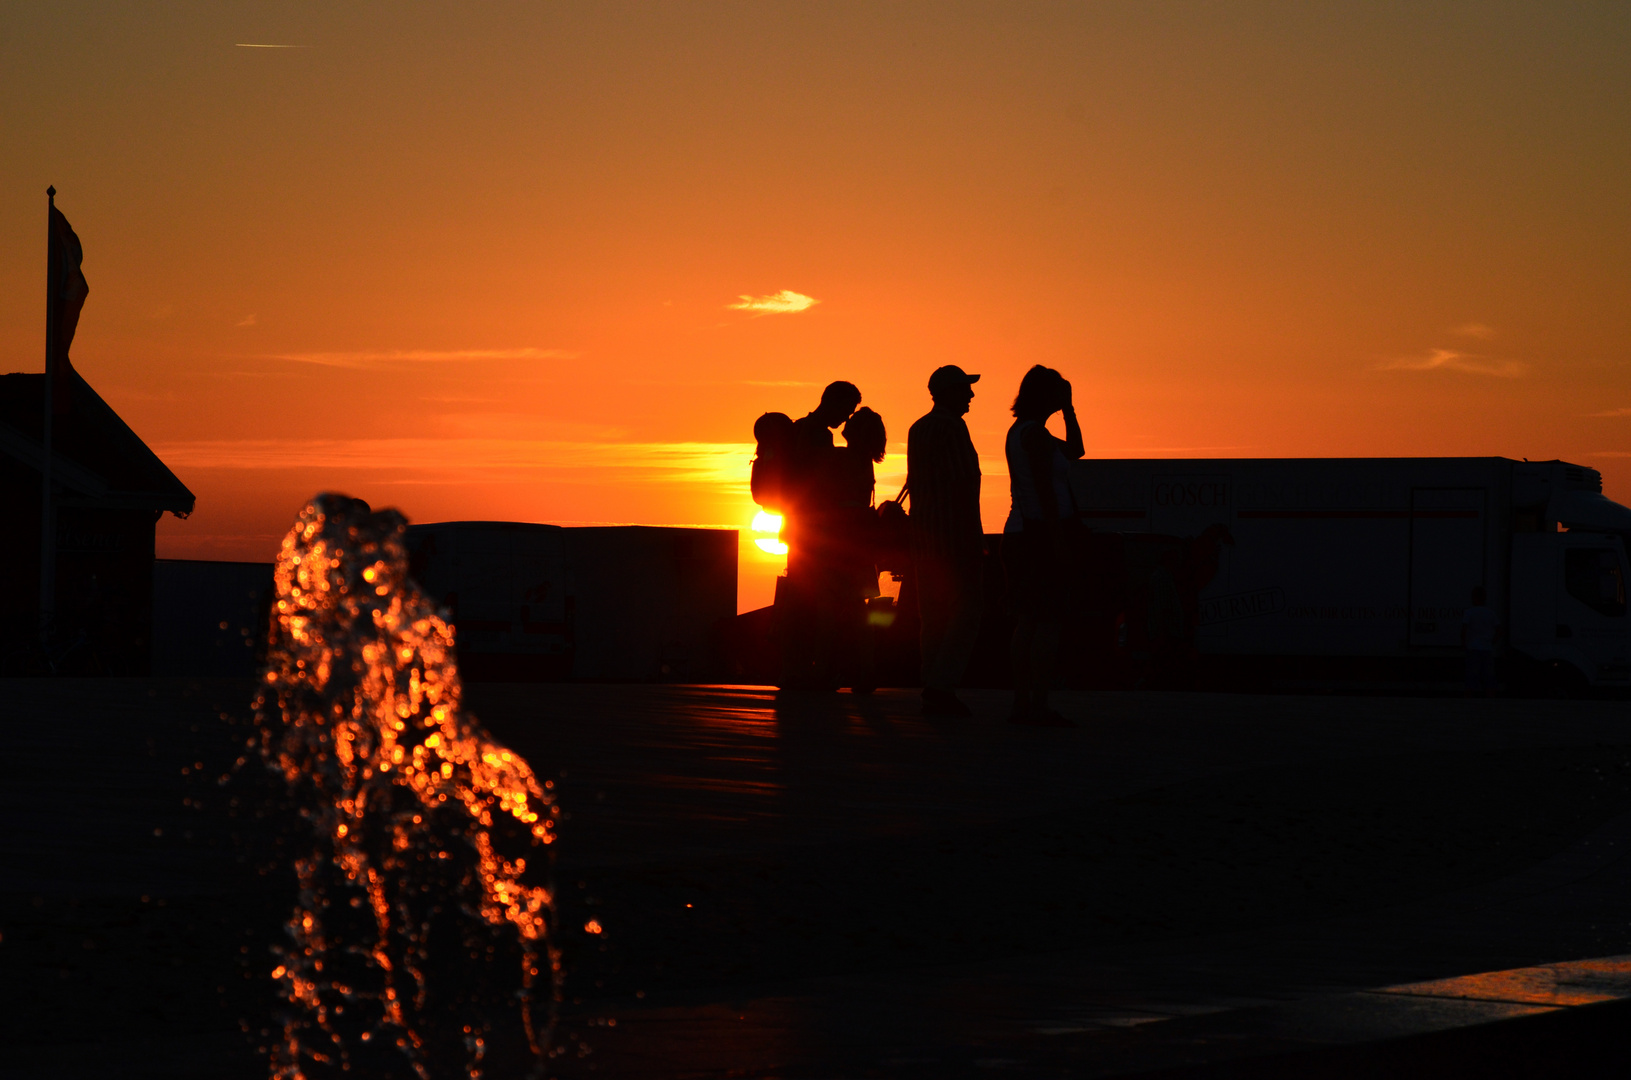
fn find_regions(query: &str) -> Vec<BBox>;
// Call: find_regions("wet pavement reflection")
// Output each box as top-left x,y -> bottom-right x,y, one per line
453,683 -> 1631,1078
5,679 -> 1631,1078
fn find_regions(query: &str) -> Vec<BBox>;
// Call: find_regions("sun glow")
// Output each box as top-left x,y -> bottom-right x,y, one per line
751,511 -> 787,555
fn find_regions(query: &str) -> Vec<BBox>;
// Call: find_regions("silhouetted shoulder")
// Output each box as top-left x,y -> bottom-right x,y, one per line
909,409 -> 970,446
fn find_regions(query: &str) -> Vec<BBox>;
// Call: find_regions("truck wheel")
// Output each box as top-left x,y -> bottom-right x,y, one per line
1544,661 -> 1591,700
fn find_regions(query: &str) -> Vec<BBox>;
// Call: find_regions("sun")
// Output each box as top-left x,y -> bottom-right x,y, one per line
751,511 -> 787,555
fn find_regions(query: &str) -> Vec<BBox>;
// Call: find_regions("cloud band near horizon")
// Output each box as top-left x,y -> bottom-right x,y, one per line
270,347 -> 577,367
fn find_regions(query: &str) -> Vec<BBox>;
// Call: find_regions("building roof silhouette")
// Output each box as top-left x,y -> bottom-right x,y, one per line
0,371 -> 194,515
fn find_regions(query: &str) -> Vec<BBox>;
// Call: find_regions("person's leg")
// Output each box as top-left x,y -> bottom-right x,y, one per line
1028,618 -> 1062,710
917,557 -> 952,689
834,577 -> 874,692
809,572 -> 839,689
926,558 -> 983,690
1475,650 -> 1496,697
1003,534 -> 1033,718
1009,615 -> 1034,717
919,557 -> 971,714
777,572 -> 814,688
852,595 -> 877,693
1018,534 -> 1073,726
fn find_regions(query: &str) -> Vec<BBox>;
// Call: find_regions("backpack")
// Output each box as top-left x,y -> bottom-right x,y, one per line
875,483 -> 911,574
750,412 -> 795,511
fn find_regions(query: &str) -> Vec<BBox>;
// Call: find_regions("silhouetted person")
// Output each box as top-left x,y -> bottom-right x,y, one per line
832,406 -> 888,692
906,365 -> 983,717
1462,585 -> 1499,696
1002,365 -> 1084,725
751,411 -> 796,512
780,380 -> 863,689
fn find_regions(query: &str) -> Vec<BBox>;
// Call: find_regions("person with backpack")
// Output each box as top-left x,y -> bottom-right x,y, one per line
775,381 -> 862,689
907,365 -> 984,717
751,411 -> 795,513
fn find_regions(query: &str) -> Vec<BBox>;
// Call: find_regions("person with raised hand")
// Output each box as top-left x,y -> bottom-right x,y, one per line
1002,365 -> 1084,726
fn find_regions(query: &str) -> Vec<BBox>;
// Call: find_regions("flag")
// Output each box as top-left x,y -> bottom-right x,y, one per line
48,202 -> 89,414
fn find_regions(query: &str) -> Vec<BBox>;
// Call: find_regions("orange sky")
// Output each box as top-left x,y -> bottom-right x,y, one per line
3,3 -> 1628,612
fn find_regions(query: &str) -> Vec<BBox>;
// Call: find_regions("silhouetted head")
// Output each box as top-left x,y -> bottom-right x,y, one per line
843,407 -> 888,463
754,411 -> 794,452
1012,364 -> 1068,420
816,381 -> 862,427
928,364 -> 979,415
1470,585 -> 1487,606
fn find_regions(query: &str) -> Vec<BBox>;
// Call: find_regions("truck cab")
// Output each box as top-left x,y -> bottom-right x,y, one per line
1508,463 -> 1631,690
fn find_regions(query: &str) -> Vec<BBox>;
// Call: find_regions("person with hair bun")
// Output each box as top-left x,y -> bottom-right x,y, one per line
1002,364 -> 1084,726
830,406 -> 888,692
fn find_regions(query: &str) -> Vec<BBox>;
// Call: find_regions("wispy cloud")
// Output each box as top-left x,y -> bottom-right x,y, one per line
1378,348 -> 1526,378
418,394 -> 504,405
150,438 -> 755,491
1089,445 -> 1256,455
726,290 -> 819,315
235,43 -> 308,48
1451,323 -> 1496,340
620,377 -> 817,388
1587,407 -> 1631,418
236,314 -> 257,328
270,347 -> 576,368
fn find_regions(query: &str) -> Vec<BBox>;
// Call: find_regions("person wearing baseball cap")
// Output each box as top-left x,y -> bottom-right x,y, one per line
906,365 -> 984,716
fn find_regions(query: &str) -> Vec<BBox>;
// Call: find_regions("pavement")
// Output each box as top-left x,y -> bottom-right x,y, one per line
2,679 -> 1630,1077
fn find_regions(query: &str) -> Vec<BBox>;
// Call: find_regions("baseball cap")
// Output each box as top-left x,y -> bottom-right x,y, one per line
928,364 -> 980,397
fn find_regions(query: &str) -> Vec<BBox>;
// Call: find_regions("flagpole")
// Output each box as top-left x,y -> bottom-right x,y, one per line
41,185 -> 57,639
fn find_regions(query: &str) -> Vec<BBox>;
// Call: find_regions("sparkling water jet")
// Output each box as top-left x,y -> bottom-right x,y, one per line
255,494 -> 560,1079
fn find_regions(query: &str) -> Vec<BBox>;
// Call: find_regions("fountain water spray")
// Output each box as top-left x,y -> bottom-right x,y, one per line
254,495 -> 560,1079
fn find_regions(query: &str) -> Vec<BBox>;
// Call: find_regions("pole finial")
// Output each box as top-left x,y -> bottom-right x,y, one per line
47,185 -> 55,198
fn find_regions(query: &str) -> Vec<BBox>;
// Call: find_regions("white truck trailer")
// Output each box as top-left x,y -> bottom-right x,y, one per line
1068,458 -> 1631,691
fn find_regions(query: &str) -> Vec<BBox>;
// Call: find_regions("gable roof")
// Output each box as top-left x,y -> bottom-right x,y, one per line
0,371 -> 195,515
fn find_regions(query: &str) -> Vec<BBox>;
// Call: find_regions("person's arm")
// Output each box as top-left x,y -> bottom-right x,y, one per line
904,422 -> 921,504
959,423 -> 982,522
1060,380 -> 1085,460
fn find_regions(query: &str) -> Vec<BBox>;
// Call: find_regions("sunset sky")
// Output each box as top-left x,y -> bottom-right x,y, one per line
3,2 -> 1628,611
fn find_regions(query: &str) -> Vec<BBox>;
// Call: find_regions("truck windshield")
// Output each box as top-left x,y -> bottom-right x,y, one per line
1565,548 -> 1627,617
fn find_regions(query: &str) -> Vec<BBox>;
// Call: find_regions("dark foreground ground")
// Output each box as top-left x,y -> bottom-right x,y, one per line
2,680 -> 1630,1078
